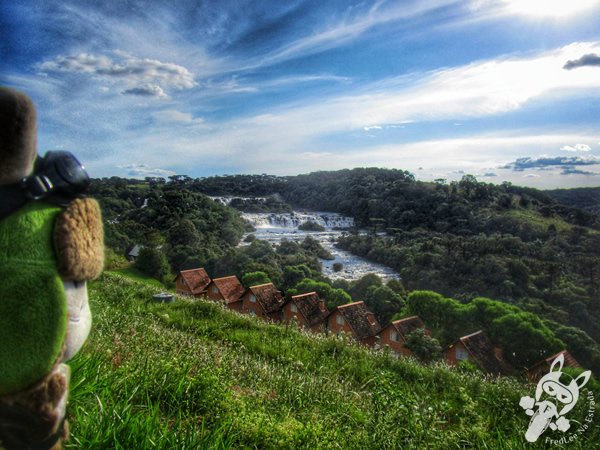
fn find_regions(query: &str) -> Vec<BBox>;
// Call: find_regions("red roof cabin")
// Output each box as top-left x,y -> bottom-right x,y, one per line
444,330 -> 513,376
327,301 -> 382,347
379,315 -> 430,357
175,268 -> 211,297
281,292 -> 330,332
240,283 -> 285,320
526,350 -> 582,383
206,275 -> 246,311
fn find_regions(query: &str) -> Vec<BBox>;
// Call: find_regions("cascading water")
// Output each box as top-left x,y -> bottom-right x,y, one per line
240,210 -> 398,281
243,212 -> 355,229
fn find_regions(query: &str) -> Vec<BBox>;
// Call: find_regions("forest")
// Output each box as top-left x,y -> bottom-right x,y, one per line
89,169 -> 600,374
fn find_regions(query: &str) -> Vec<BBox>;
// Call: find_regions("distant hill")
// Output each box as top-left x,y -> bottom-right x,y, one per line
546,186 -> 600,214
67,273 -> 600,448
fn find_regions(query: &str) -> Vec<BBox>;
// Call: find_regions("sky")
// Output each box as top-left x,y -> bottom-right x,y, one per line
2,0 -> 600,189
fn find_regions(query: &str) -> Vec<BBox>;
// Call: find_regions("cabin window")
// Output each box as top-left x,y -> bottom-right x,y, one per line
250,294 -> 256,303
212,286 -> 218,293
290,303 -> 298,313
456,347 -> 469,361
390,330 -> 398,342
368,315 -> 376,326
248,309 -> 256,316
336,314 -> 345,325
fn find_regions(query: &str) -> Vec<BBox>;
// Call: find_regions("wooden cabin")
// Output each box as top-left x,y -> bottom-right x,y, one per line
175,268 -> 211,297
281,291 -> 329,332
206,275 -> 245,311
379,315 -> 429,357
526,350 -> 582,382
444,330 -> 513,375
240,283 -> 285,320
327,301 -> 381,347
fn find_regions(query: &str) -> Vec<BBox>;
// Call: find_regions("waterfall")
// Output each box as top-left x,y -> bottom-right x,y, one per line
243,212 -> 355,229
240,209 -> 398,281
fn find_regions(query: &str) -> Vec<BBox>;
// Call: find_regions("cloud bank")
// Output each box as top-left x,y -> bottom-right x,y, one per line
503,155 -> 600,171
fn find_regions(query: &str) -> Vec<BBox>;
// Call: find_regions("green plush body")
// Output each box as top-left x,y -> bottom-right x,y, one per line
0,202 -> 67,395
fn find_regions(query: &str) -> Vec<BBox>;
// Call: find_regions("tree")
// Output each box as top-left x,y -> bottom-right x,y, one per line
135,247 -> 171,282
349,273 -> 383,301
489,313 -> 563,369
242,271 -> 271,288
298,221 -> 325,231
301,236 -> 333,260
404,328 -> 442,363
294,278 -> 352,309
386,279 -> 406,297
364,285 -> 404,324
167,219 -> 200,248
282,264 -> 312,290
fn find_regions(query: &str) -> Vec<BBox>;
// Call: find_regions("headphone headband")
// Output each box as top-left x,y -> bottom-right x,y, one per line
0,151 -> 90,219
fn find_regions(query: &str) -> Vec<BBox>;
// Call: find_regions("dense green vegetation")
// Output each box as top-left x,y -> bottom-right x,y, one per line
90,170 -> 600,376
66,273 -> 600,448
205,237 -> 333,290
89,177 -> 246,273
243,168 -> 600,375
227,196 -> 292,213
297,220 -> 326,232
548,187 -> 600,214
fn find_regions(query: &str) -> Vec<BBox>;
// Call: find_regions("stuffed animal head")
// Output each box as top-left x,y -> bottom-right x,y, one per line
0,87 -> 37,185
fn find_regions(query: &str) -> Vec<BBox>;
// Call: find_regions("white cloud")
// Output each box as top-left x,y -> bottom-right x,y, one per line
38,52 -> 196,97
122,84 -> 167,98
560,143 -> 591,152
215,41 -> 600,147
152,109 -> 205,125
244,0 -> 459,69
117,164 -> 176,178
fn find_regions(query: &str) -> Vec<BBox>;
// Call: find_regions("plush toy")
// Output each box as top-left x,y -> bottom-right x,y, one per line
0,87 -> 104,449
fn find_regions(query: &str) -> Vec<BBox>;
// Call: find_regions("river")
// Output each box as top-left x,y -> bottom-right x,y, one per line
240,211 -> 399,282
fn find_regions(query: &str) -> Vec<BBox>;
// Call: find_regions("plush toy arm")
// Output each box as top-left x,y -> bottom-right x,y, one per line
54,198 -> 104,281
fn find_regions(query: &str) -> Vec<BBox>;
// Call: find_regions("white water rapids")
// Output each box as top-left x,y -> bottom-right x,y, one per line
240,211 -> 399,281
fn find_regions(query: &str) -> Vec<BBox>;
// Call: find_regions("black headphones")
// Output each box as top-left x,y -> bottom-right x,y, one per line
0,151 -> 90,219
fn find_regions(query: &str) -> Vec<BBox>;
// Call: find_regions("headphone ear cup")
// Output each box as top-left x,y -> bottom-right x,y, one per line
32,151 -> 90,198
32,154 -> 43,172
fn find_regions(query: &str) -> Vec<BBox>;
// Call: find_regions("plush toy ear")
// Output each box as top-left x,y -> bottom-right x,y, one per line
0,87 -> 37,185
550,353 -> 564,373
54,198 -> 104,281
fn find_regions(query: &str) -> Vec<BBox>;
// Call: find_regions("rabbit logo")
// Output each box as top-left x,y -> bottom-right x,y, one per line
519,354 -> 592,443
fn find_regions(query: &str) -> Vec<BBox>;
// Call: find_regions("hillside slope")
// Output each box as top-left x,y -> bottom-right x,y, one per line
65,274 -> 599,449
547,187 -> 600,214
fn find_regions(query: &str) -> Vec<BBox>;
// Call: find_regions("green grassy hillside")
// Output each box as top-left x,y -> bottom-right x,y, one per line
65,274 -> 599,449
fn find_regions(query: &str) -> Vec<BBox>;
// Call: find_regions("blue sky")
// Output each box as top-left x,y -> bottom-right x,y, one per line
2,0 -> 600,188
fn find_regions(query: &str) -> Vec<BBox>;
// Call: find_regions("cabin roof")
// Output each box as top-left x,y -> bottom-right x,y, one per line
455,330 -> 513,375
248,283 -> 284,313
528,350 -> 581,372
212,276 -> 245,303
391,316 -> 425,337
335,301 -> 381,340
290,292 -> 329,326
178,268 -> 211,294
